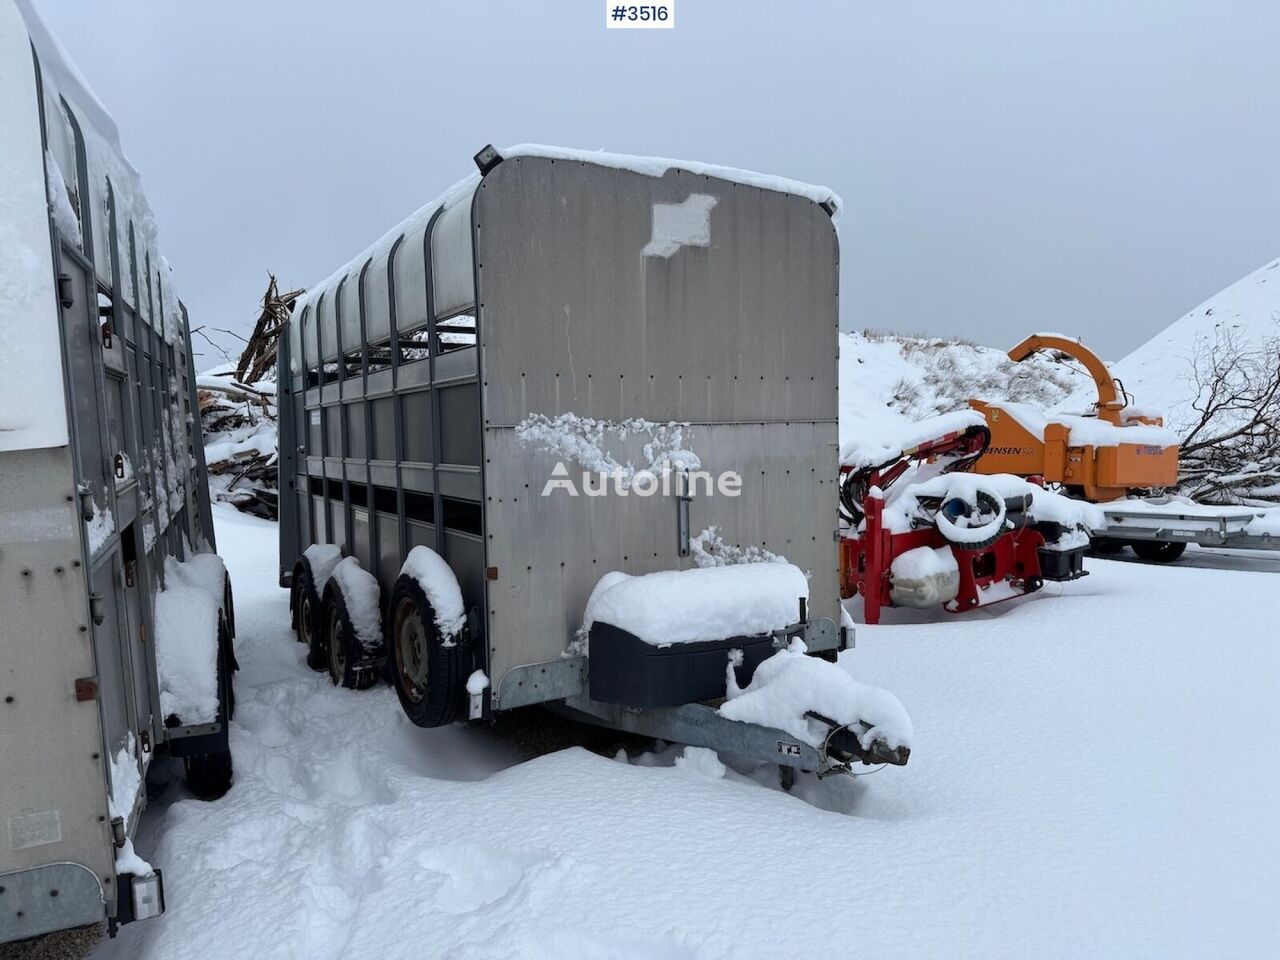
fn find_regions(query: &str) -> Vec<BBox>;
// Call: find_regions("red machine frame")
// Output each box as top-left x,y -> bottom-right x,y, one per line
839,425 -> 1060,625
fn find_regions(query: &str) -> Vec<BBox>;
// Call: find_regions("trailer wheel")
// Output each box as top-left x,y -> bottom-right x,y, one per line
223,574 -> 237,639
292,560 -> 327,670
184,641 -> 235,800
1131,540 -> 1187,563
388,575 -> 464,727
1089,537 -> 1127,556
184,749 -> 233,800
322,583 -> 379,690
218,612 -> 236,721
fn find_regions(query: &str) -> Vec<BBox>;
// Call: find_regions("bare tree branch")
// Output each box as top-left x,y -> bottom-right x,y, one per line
1175,316 -> 1280,504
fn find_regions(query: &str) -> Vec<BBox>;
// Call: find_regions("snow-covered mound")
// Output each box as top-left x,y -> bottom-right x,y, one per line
721,639 -> 913,752
1104,256 -> 1280,433
839,330 -> 1093,450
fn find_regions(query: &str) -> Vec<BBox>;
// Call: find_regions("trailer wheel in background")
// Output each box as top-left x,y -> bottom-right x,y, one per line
1131,540 -> 1187,563
388,575 -> 464,727
322,583 -> 380,690
1090,538 -> 1127,556
184,750 -> 232,800
291,559 -> 327,670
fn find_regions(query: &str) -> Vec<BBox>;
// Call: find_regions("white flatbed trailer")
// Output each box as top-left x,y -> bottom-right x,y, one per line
1094,497 -> 1280,559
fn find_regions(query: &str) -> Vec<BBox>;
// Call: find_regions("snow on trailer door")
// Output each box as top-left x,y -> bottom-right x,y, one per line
476,157 -> 840,696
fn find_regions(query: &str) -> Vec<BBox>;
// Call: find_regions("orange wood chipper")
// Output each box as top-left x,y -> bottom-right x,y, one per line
969,333 -> 1180,502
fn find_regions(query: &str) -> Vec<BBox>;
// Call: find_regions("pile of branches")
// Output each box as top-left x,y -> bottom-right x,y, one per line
199,375 -> 279,519
1177,323 -> 1280,506
197,275 -> 302,520
237,274 -> 302,384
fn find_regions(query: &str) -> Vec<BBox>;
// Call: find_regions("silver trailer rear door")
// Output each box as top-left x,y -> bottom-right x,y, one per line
476,157 -> 839,691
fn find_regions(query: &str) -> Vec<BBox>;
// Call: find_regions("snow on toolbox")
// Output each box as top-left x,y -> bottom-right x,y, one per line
2,0 -> 236,944
279,143 -> 910,773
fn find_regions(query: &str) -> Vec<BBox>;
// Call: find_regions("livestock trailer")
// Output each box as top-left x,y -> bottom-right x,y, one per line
1,0 -> 234,943
279,143 -> 905,771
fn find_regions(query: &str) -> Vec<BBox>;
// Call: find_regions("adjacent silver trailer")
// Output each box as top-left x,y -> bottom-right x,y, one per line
1,1 -> 233,943
277,144 -> 902,771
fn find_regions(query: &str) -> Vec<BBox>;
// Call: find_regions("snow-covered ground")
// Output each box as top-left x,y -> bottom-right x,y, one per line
93,504 -> 1280,960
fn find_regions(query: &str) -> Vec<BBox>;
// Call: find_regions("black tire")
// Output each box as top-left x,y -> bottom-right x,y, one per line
292,560 -> 327,670
387,574 -> 465,727
937,490 -> 1007,551
1131,540 -> 1187,563
322,583 -> 380,690
183,637 -> 234,800
184,750 -> 232,800
223,574 -> 237,639
1090,537 -> 1127,556
218,612 -> 236,720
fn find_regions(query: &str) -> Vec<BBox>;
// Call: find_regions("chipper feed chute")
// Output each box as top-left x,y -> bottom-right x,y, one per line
970,333 -> 1180,501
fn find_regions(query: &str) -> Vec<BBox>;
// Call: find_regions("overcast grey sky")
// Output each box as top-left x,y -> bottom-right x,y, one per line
34,0 -> 1280,364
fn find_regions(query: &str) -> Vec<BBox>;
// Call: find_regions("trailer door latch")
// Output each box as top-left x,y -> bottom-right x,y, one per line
675,470 -> 692,558
78,484 -> 95,521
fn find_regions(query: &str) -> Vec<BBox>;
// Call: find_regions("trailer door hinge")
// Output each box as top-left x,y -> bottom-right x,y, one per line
57,273 -> 74,309
75,677 -> 98,702
89,593 -> 105,625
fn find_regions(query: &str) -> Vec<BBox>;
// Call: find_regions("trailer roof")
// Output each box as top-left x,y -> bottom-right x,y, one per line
291,143 -> 842,322
13,0 -> 185,343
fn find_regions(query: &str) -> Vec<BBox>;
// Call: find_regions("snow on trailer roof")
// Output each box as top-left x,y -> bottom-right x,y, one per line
291,143 -> 842,320
13,0 -> 185,343
506,144 -> 842,214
